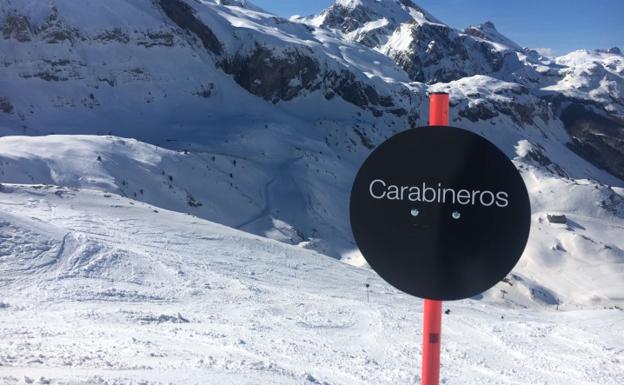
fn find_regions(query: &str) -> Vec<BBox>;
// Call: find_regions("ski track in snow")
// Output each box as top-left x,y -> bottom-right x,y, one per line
0,185 -> 622,385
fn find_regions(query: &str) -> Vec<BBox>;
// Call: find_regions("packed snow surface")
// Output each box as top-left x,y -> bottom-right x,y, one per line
0,184 -> 622,385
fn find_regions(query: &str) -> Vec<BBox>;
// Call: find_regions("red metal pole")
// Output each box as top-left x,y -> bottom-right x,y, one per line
422,92 -> 449,385
429,92 -> 449,126
422,299 -> 442,385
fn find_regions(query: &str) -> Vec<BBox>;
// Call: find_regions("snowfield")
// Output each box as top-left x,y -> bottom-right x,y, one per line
0,184 -> 622,385
1,135 -> 623,309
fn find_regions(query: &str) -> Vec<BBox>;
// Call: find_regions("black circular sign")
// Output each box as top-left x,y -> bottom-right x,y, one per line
350,126 -> 531,301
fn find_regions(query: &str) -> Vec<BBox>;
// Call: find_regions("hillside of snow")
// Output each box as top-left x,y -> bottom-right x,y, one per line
1,134 -> 623,310
0,184 -> 622,385
1,0 -> 623,258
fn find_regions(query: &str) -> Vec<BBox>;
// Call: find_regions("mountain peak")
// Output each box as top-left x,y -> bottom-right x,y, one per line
463,21 -> 521,51
323,0 -> 439,26
482,20 -> 496,30
596,46 -> 622,55
308,0 -> 440,48
215,0 -> 265,12
335,0 -> 417,7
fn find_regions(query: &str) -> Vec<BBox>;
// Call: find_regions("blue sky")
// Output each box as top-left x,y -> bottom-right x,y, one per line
252,0 -> 624,55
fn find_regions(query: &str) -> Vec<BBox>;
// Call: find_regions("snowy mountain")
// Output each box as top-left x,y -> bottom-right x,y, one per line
1,0 -> 624,382
300,0 -> 440,48
303,0 -> 624,180
0,0 -> 414,136
0,1 -> 623,303
0,0 -> 422,257
306,0 -> 530,84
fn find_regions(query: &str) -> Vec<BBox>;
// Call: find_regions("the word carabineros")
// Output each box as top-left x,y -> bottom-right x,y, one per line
368,179 -> 509,208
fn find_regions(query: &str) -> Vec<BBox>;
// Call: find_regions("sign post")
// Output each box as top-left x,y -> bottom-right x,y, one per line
349,91 -> 530,385
421,92 -> 449,385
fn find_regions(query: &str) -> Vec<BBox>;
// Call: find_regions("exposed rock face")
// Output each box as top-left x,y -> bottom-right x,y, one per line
2,14 -> 33,42
94,28 -> 131,44
561,103 -> 624,180
597,47 -> 622,55
387,22 -> 513,83
322,69 -> 398,115
155,0 -> 409,114
220,45 -> 321,103
0,0 -> 410,121
157,0 -> 222,55
464,21 -> 496,40
457,97 -> 538,126
438,75 -> 551,129
2,6 -> 179,49
317,0 -> 436,49
220,44 -> 404,116
215,0 -> 264,12
37,7 -> 83,44
458,102 -> 499,122
547,214 -> 567,224
0,97 -> 14,114
138,31 -> 175,47
463,21 -> 522,51
320,5 -> 373,34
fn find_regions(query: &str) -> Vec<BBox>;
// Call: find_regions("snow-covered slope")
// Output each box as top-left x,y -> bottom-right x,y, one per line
0,184 -> 622,384
544,49 -> 624,118
0,134 -> 360,257
539,49 -> 624,182
0,0 -> 623,303
1,134 -> 623,309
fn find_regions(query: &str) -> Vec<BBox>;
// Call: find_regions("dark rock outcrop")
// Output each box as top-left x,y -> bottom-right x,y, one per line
157,0 -> 222,55
2,14 -> 33,42
220,44 -> 403,115
94,28 -> 131,43
220,45 -> 320,103
547,214 -> 567,224
36,7 -> 82,44
561,103 -> 624,180
390,23 -> 513,83
323,69 -> 395,113
458,102 -> 499,122
0,97 -> 14,113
